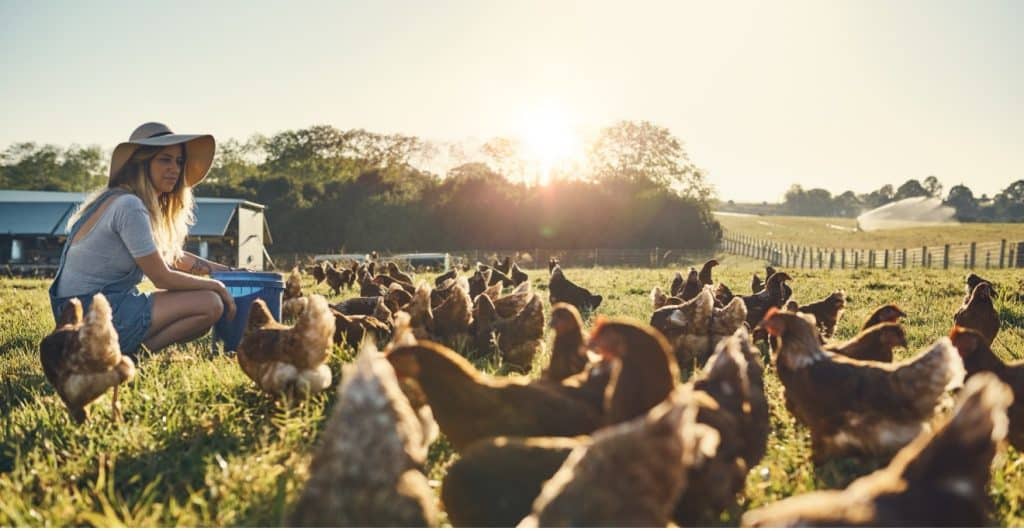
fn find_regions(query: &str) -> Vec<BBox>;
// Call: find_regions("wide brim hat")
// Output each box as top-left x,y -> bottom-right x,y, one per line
109,122 -> 215,188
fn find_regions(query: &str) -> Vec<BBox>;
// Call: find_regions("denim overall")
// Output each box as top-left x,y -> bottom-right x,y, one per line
49,188 -> 155,355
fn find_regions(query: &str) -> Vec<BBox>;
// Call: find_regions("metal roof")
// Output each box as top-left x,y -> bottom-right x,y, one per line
0,189 -> 265,237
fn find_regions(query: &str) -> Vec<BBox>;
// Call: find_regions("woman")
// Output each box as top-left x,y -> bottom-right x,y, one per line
49,122 -> 238,357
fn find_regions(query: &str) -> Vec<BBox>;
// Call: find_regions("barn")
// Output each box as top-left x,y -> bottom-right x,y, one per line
0,190 -> 273,275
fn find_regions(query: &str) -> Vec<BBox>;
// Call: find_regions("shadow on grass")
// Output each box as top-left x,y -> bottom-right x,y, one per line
813,455 -> 888,490
0,371 -> 53,416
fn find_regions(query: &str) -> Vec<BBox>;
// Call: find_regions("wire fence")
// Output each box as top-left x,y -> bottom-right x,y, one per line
722,230 -> 1024,270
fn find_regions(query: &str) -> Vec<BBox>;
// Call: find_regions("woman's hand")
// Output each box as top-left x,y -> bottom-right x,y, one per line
212,281 -> 237,321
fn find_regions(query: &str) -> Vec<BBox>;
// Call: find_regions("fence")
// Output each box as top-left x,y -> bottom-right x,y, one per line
271,247 -> 719,271
721,230 -> 1024,270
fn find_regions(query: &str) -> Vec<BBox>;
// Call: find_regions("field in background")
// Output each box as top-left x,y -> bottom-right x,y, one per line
2,260 -> 1024,526
715,212 -> 1024,249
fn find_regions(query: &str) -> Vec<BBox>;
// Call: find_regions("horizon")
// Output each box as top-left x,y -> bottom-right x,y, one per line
2,0 -> 1021,203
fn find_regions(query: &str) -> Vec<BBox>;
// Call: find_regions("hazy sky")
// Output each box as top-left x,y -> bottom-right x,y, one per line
2,0 -> 1020,202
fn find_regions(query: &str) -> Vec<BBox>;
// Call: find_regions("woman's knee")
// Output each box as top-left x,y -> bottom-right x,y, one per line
202,290 -> 225,323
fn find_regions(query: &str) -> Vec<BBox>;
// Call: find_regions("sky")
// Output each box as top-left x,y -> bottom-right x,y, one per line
1,0 -> 1021,202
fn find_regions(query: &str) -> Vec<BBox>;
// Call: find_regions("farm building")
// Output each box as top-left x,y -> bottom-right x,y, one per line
0,190 -> 273,275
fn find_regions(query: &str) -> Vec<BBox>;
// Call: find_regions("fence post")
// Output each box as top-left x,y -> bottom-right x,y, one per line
884,249 -> 890,269
943,244 -> 950,269
840,249 -> 846,269
1000,240 -> 1006,268
922,246 -> 928,268
985,250 -> 991,269
969,242 -> 977,269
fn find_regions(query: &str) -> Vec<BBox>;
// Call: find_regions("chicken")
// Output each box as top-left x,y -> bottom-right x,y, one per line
761,309 -> 965,463
797,290 -> 847,339
863,303 -> 907,330
290,341 -> 437,527
750,273 -> 764,294
650,288 -> 747,370
404,282 -> 433,340
549,265 -> 603,312
954,281 -> 1000,346
305,262 -> 326,284
827,322 -> 907,363
358,270 -> 384,297
442,435 -> 582,527
284,266 -> 303,300
743,271 -> 792,330
468,268 -> 491,300
434,268 -> 457,288
650,286 -> 679,310
333,296 -> 383,316
373,274 -> 415,294
674,328 -> 770,524
965,272 -> 997,300
698,259 -> 719,286
472,293 -> 545,371
385,261 -> 413,285
325,263 -> 352,296
715,282 -> 736,306
519,394 -> 717,527
510,262 -> 529,286
670,271 -> 685,298
951,326 -> 1024,451
493,255 -> 512,275
332,309 -> 391,349
385,340 -> 603,452
430,277 -> 472,346
486,266 -> 516,288
39,293 -> 135,423
384,283 -> 412,312
587,317 -> 680,425
236,294 -> 335,398
544,303 -> 592,382
675,268 -> 701,301
493,281 -> 533,318
282,296 -> 308,321
742,372 -> 1012,527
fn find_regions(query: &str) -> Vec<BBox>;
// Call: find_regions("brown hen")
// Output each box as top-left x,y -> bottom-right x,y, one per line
39,293 -> 135,423
951,326 -> 1024,451
762,309 -> 964,463
549,265 -> 603,312
290,341 -> 437,527
954,281 -> 1000,346
236,294 -> 335,398
742,372 -> 1011,527
827,322 -> 907,363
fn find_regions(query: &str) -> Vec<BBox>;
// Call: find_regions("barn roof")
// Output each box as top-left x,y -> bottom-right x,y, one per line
0,190 -> 265,237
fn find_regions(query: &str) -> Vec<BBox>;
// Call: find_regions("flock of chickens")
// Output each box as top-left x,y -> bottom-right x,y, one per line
36,254 -> 1021,526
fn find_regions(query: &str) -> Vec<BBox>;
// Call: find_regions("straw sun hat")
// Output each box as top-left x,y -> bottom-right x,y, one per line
109,122 -> 215,187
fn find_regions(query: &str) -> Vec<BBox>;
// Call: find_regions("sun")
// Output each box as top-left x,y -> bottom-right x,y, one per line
518,103 -> 583,185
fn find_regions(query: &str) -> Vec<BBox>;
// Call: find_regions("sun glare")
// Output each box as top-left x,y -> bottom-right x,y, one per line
518,103 -> 583,186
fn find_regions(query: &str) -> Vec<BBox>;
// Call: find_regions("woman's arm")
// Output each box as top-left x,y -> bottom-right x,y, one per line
172,251 -> 232,276
135,252 -> 237,320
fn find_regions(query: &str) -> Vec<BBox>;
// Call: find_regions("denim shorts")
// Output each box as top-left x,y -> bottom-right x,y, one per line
50,288 -> 155,355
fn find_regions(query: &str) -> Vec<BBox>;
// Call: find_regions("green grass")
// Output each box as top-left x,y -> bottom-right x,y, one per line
2,259 -> 1023,526
716,212 -> 1024,249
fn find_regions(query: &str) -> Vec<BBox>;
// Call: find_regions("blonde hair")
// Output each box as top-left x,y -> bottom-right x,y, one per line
68,144 -> 195,264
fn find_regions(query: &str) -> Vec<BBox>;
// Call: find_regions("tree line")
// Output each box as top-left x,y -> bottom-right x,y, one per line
0,121 -> 721,252
776,177 -> 1024,221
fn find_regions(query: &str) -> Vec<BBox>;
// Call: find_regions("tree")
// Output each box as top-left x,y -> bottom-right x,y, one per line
587,120 -> 712,201
923,175 -> 943,198
0,142 -> 105,191
945,184 -> 978,220
895,179 -> 928,200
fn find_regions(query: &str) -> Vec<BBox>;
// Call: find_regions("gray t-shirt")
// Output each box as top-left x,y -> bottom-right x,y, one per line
55,193 -> 159,297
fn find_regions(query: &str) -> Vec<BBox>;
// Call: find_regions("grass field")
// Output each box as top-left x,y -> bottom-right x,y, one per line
715,212 -> 1024,249
2,259 -> 1024,526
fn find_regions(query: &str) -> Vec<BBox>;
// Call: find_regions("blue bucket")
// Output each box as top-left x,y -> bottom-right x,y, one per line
211,271 -> 285,352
